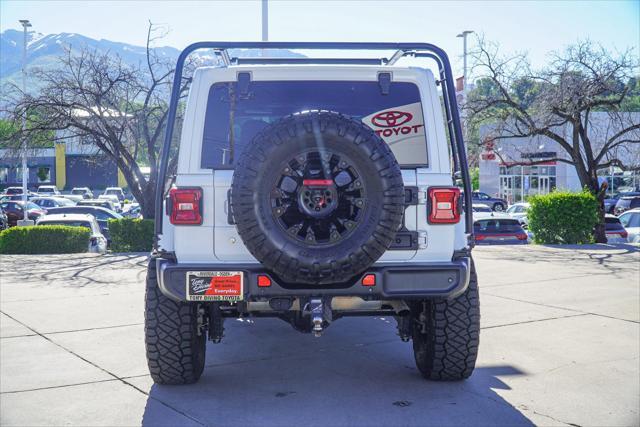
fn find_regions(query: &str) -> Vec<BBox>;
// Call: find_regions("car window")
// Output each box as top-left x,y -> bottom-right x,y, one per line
620,213 -> 640,228
40,221 -> 91,229
605,217 -> 622,230
26,202 -> 40,210
474,219 -> 521,232
201,80 -> 427,168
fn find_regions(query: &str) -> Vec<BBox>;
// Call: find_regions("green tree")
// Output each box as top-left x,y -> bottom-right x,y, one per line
467,39 -> 640,243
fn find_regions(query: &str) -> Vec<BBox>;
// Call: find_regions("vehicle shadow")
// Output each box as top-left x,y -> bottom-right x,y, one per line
140,318 -> 534,427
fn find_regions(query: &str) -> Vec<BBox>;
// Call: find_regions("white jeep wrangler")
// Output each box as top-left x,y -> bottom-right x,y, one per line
146,42 -> 478,385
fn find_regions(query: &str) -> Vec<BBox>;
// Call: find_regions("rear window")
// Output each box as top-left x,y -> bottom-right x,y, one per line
605,217 -> 622,230
474,219 -> 522,232
39,221 -> 91,229
201,80 -> 427,169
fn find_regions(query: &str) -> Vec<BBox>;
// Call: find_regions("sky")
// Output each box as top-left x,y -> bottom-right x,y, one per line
1,0 -> 639,77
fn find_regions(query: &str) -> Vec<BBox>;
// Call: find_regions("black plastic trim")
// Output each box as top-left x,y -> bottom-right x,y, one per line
156,258 -> 470,302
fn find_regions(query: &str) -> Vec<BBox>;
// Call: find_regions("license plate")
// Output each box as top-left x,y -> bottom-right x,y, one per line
186,271 -> 243,302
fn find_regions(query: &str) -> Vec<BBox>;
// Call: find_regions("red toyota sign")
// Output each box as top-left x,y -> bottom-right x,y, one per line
371,111 -> 413,128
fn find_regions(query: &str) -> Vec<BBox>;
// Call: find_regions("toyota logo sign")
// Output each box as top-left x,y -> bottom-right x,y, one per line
371,111 -> 413,128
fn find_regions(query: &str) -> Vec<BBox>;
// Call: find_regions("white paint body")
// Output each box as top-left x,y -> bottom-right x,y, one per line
161,65 -> 469,265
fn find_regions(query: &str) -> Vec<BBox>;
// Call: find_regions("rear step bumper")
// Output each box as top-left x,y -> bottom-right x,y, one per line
155,257 -> 471,302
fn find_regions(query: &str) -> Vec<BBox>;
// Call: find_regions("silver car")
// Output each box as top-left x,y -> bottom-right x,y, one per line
36,213 -> 108,253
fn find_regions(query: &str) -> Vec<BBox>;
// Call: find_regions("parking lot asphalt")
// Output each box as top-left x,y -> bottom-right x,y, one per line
1,245 -> 638,427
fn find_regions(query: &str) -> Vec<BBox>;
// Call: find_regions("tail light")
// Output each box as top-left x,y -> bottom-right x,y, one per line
428,187 -> 461,224
168,187 -> 203,225
516,233 -> 528,241
475,234 -> 486,241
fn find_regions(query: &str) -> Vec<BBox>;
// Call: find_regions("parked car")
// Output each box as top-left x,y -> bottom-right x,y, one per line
605,191 -> 640,214
614,196 -> 640,216
618,208 -> 640,244
103,187 -> 125,201
473,213 -> 528,244
471,191 -> 507,211
45,206 -> 122,244
506,202 -> 530,226
0,193 -> 36,202
0,201 -> 47,227
97,194 -> 122,212
36,214 -> 107,253
0,206 -> 8,230
471,203 -> 492,213
71,187 -> 94,199
604,215 -> 628,244
77,199 -> 117,211
31,197 -> 76,209
3,186 -> 29,195
121,202 -> 142,218
37,185 -> 61,196
145,41 -> 480,385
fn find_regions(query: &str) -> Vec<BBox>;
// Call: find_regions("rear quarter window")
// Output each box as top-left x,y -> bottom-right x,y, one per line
200,80 -> 428,169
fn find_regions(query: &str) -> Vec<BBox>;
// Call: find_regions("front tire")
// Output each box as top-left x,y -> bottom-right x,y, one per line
412,260 -> 480,381
144,259 -> 206,385
493,203 -> 504,212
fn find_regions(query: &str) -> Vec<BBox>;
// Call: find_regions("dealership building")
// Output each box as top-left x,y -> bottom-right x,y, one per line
0,108 -> 129,191
478,112 -> 640,204
0,137 -> 125,191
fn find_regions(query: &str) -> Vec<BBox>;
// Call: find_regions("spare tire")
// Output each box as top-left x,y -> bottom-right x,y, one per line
231,111 -> 404,285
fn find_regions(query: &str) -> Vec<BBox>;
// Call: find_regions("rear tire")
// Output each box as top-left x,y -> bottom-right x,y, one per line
412,260 -> 480,381
493,203 -> 504,212
144,259 -> 206,385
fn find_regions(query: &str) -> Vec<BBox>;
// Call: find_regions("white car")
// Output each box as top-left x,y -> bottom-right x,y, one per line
144,41 -> 479,385
103,187 -> 126,201
506,202 -> 530,226
98,194 -> 122,212
36,213 -> 107,253
618,208 -> 640,243
37,185 -> 60,196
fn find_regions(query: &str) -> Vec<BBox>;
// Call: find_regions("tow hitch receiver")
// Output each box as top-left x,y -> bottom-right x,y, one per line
309,298 -> 324,337
308,298 -> 333,337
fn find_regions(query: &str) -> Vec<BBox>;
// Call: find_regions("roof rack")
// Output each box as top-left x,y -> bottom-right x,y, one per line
154,42 -> 473,239
231,57 -> 389,65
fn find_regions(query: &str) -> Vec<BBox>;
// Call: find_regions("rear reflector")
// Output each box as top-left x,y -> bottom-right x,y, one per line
169,188 -> 202,225
257,275 -> 272,287
361,274 -> 376,286
428,187 -> 461,224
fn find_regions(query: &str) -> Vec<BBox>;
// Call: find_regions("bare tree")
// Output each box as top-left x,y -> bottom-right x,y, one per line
2,22 -> 192,219
466,38 -> 640,242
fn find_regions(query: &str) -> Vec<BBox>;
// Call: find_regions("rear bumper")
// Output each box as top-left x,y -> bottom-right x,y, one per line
156,257 -> 471,302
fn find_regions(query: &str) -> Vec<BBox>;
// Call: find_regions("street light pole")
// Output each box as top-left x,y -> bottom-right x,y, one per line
456,30 -> 474,92
19,19 -> 32,225
261,0 -> 268,42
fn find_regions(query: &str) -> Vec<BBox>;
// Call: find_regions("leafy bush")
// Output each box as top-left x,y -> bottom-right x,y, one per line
0,226 -> 90,254
108,218 -> 154,252
528,191 -> 599,244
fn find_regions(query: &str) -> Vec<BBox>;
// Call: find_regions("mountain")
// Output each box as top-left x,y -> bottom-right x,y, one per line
0,29 -> 304,89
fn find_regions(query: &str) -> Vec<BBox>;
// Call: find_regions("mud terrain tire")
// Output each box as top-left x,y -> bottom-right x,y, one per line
412,260 -> 480,380
231,111 -> 404,285
144,259 -> 206,385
